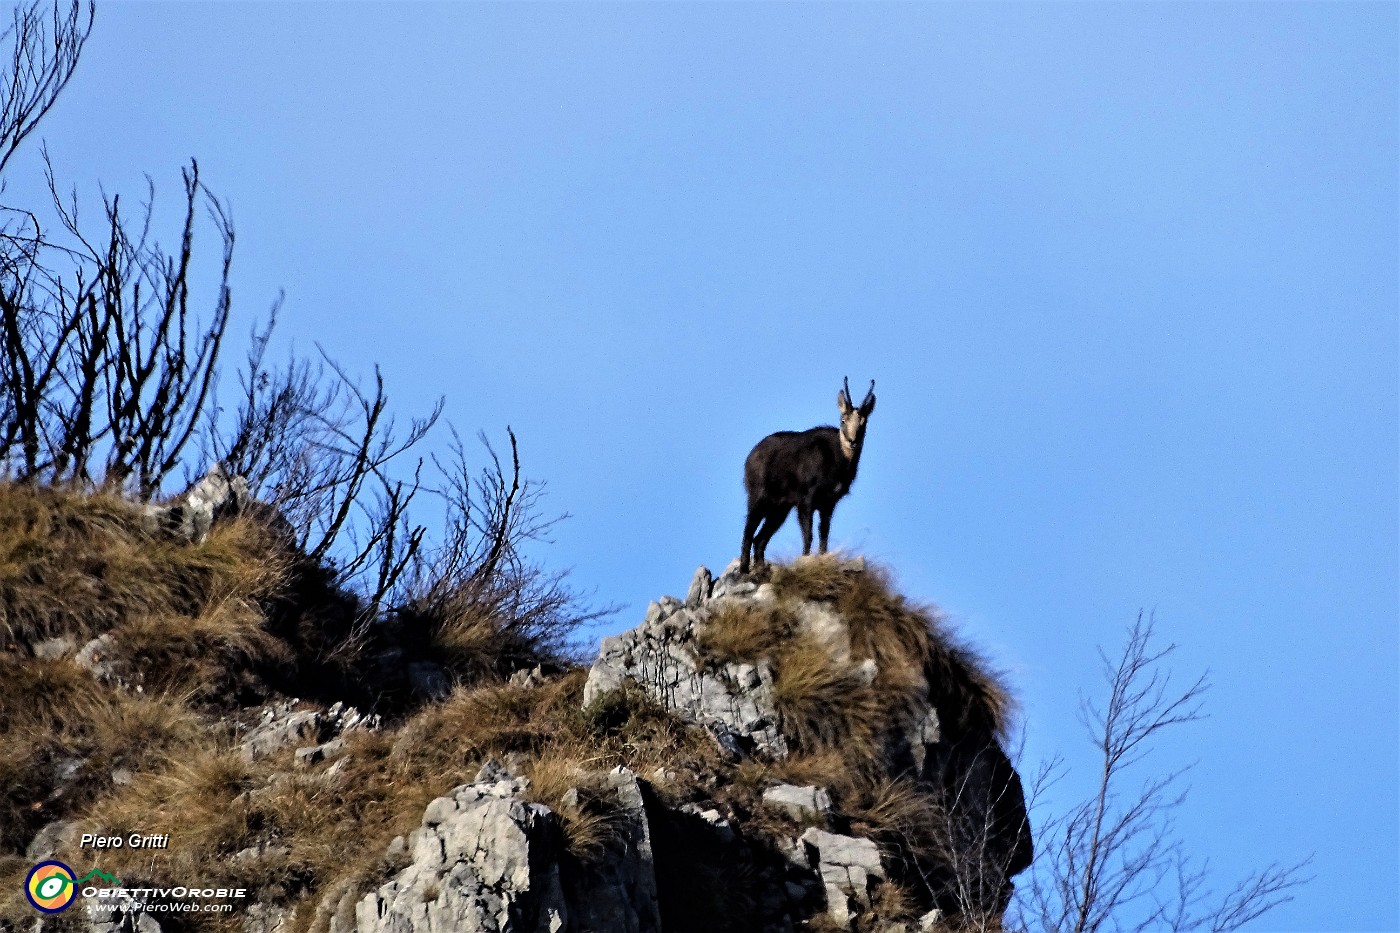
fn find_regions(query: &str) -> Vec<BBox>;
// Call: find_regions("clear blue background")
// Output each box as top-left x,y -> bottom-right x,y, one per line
11,4 -> 1395,929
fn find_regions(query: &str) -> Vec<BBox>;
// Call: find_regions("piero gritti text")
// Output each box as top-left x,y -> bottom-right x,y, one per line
80,833 -> 170,850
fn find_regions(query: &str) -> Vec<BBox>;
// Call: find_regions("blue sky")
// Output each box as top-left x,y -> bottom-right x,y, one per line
10,3 -> 1396,929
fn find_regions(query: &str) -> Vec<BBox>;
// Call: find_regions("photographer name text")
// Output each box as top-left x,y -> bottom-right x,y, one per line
79,833 -> 169,850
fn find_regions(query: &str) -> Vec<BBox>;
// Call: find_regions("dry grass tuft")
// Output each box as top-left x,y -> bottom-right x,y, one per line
0,484 -> 290,652
84,748 -> 261,876
694,601 -> 794,666
0,485 -> 157,645
921,619 -> 1016,742
767,553 -> 858,603
115,605 -> 292,703
523,751 -> 627,862
845,778 -> 945,862
772,555 -> 1015,742
768,749 -> 856,797
770,637 -> 883,760
867,878 -> 920,926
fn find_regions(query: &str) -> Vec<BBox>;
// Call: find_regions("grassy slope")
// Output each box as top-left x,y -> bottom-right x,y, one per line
0,484 -> 1014,932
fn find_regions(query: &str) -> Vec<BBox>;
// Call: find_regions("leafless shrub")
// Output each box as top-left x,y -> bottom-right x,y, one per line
209,313 -> 441,613
0,3 -> 231,499
0,2 -> 597,682
0,152 -> 234,496
391,427 -> 611,682
1007,615 -> 1312,933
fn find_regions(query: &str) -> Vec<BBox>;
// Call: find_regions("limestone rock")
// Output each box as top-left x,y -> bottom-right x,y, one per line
567,768 -> 662,933
295,738 -> 346,767
350,776 -> 567,933
762,784 -> 832,823
577,559 -> 1030,927
242,700 -> 376,762
243,903 -> 291,933
141,462 -> 249,545
583,563 -> 788,759
510,665 -> 547,688
685,566 -> 713,607
25,819 -> 79,859
800,828 -> 886,929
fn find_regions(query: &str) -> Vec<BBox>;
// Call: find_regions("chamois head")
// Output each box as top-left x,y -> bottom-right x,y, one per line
836,377 -> 876,456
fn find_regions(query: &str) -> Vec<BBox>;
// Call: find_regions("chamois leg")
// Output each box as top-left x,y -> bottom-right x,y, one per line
740,505 -> 764,574
817,506 -> 833,553
752,505 -> 791,570
797,505 -> 814,555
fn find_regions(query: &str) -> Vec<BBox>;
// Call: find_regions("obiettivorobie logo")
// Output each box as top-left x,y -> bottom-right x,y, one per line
24,860 -> 246,915
24,862 -> 121,913
24,863 -> 124,913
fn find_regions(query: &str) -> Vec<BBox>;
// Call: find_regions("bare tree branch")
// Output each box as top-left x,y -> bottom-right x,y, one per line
0,1 -> 92,177
1008,614 -> 1312,933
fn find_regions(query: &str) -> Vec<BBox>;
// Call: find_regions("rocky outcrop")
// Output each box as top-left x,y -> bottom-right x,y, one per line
8,557 -> 1027,933
584,565 -> 791,759
342,764 -> 662,933
763,784 -> 832,822
585,560 -> 955,781
240,699 -> 378,762
800,829 -> 886,929
342,558 -> 1031,933
345,774 -> 568,933
138,462 -> 295,545
563,768 -> 662,933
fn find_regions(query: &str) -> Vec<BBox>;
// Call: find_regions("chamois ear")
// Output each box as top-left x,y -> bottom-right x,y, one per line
837,390 -> 853,415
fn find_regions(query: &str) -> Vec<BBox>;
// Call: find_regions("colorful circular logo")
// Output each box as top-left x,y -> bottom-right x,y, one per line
25,861 -> 76,913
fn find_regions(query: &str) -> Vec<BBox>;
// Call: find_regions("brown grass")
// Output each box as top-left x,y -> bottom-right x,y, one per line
8,670 -> 725,931
772,554 -> 1015,741
694,601 -> 795,666
0,485 -> 289,651
523,751 -> 625,862
769,637 -> 883,760
0,655 -> 205,858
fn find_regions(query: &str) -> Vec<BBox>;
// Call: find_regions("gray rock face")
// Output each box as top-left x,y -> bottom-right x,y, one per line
762,784 -> 832,823
584,561 -> 789,759
800,828 -> 886,930
345,768 -> 663,933
583,558 -> 953,780
25,819 -> 79,859
566,768 -> 662,933
295,738 -> 346,767
348,776 -> 568,933
684,565 -> 713,607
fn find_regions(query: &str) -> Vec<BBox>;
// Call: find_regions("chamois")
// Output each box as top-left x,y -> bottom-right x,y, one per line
739,378 -> 876,574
